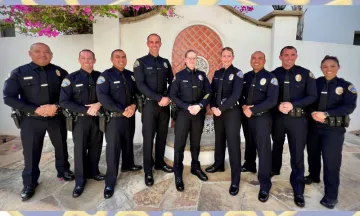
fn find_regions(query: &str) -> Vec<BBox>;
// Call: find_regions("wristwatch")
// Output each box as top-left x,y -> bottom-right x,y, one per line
198,103 -> 204,109
324,112 -> 329,117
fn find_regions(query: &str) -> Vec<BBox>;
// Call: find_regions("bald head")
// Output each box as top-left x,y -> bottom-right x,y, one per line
250,51 -> 266,72
29,42 -> 53,66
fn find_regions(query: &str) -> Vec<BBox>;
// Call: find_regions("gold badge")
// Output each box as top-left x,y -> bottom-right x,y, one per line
229,74 -> 234,81
56,70 -> 61,77
295,74 -> 302,82
163,62 -> 168,68
309,71 -> 315,79
131,75 -> 135,81
198,75 -> 203,81
260,78 -> 266,85
335,87 -> 343,95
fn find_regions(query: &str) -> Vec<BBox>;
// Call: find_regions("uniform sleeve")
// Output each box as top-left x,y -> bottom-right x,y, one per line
169,74 -> 190,110
219,71 -> 243,112
239,74 -> 247,106
250,76 -> 279,113
133,59 -> 162,102
96,74 -> 125,113
59,75 -> 88,114
54,67 -> 69,106
199,73 -> 212,108
327,83 -> 357,117
292,71 -> 318,108
166,59 -> 174,97
130,74 -> 138,106
3,69 -> 38,112
210,73 -> 217,109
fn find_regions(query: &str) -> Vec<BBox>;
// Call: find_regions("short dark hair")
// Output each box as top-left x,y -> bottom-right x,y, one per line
79,49 -> 95,58
147,33 -> 161,42
321,55 -> 340,67
185,50 -> 197,58
280,46 -> 297,56
111,49 -> 125,58
221,47 -> 234,56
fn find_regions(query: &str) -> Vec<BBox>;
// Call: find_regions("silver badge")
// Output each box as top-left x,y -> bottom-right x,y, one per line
229,74 -> 234,81
260,78 -> 266,85
335,87 -> 343,95
295,74 -> 302,82
198,75 -> 203,81
164,62 -> 168,68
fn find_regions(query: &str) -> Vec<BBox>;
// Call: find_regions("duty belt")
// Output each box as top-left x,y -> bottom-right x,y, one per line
25,112 -> 60,117
322,116 -> 350,127
109,112 -> 123,117
288,108 -> 306,117
252,110 -> 268,117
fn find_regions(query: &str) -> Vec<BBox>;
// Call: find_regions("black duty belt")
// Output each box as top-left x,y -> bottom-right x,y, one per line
252,110 -> 268,117
288,108 -> 306,117
322,116 -> 350,127
25,112 -> 60,118
109,112 -> 123,117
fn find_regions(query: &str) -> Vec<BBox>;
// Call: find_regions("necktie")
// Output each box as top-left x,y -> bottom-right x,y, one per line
318,81 -> 329,111
246,73 -> 257,105
88,73 -> 97,104
216,69 -> 226,107
121,72 -> 132,105
283,70 -> 290,102
155,57 -> 163,94
39,67 -> 50,105
192,71 -> 198,103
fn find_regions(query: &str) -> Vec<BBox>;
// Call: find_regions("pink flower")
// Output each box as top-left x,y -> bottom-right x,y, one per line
168,8 -> 173,16
4,17 -> 13,23
83,6 -> 92,16
89,16 -> 94,21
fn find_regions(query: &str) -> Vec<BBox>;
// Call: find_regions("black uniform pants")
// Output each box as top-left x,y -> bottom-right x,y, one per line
72,116 -> 103,186
121,115 -> 136,169
173,110 -> 205,177
20,116 -> 70,187
142,100 -> 170,174
272,113 -> 307,195
213,107 -> 242,186
247,112 -> 272,192
307,124 -> 345,201
104,117 -> 129,187
242,113 -> 257,170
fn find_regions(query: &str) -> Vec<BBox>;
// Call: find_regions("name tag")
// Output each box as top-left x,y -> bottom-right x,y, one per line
243,81 -> 246,84
24,76 -> 33,80
213,78 -> 218,80
113,81 -> 120,84
41,84 -> 48,87
76,84 -> 83,87
183,80 -> 188,83
146,67 -> 153,69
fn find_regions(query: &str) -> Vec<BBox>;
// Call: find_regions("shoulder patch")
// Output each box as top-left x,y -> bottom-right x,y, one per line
309,71 -> 315,79
133,60 -> 140,68
271,77 -> 278,86
348,84 -> 357,94
61,78 -> 71,87
237,70 -> 243,78
96,76 -> 106,84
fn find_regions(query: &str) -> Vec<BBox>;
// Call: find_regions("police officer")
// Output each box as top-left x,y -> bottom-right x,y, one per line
3,42 -> 74,201
271,46 -> 317,207
306,55 -> 357,209
205,47 -> 243,196
169,50 -> 212,191
241,51 -> 279,202
133,33 -> 174,186
96,49 -> 138,199
59,49 -> 105,198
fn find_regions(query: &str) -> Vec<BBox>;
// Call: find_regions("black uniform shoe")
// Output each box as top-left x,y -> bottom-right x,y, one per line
21,182 -> 39,201
258,191 -> 269,202
145,173 -> 154,186
229,185 -> 239,196
205,164 -> 225,173
175,176 -> 184,192
155,164 -> 173,173
91,173 -> 106,181
104,186 -> 114,199
241,166 -> 257,173
121,165 -> 142,172
320,197 -> 338,209
72,185 -> 85,198
294,195 -> 305,207
270,171 -> 280,178
57,171 -> 75,181
304,175 -> 320,185
191,169 -> 208,181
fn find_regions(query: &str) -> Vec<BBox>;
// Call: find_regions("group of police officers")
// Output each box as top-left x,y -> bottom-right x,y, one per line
2,33 -> 357,210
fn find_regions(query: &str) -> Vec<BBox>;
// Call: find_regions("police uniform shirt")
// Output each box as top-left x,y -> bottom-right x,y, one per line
272,65 -> 317,108
241,69 -> 279,113
96,67 -> 137,113
170,67 -> 211,111
3,62 -> 68,112
133,53 -> 174,101
210,65 -> 243,111
59,69 -> 101,114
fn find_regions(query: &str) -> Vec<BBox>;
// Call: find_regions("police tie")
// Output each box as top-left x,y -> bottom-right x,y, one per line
155,57 -> 163,95
39,67 -> 50,105
88,73 -> 97,104
192,71 -> 198,103
283,70 -> 291,102
318,80 -> 329,111
216,69 -> 226,107
246,72 -> 257,105
121,72 -> 132,105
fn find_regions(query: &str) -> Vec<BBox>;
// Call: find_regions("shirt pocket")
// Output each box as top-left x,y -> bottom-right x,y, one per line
22,78 -> 38,96
145,67 -> 156,76
73,83 -> 87,94
110,81 -> 125,92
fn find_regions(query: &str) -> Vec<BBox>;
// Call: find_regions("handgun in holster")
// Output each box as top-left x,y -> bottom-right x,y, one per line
343,115 -> 350,127
98,110 -> 110,133
11,108 -> 22,129
62,109 -> 74,132
136,94 -> 145,114
170,102 -> 179,121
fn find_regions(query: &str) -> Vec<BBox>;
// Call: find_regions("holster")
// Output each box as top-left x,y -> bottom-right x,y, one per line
62,109 -> 74,132
98,110 -> 110,133
170,102 -> 179,121
11,109 -> 22,129
136,94 -> 145,114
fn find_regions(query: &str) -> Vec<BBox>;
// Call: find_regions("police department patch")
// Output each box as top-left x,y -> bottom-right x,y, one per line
131,75 -> 135,81
56,70 -> 61,77
198,75 -> 203,81
61,78 -> 70,87
237,70 -> 243,78
309,71 -> 315,79
295,74 -> 302,82
164,62 -> 168,68
335,87 -> 343,95
229,74 -> 234,81
97,76 -> 105,84
260,78 -> 266,85
348,84 -> 357,94
271,77 -> 278,86
133,60 -> 140,68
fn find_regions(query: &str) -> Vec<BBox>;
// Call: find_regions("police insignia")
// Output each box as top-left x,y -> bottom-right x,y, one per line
204,94 -> 209,99
229,74 -> 234,81
133,60 -> 140,68
61,78 -> 70,87
164,62 -> 168,68
348,84 -> 357,94
295,74 -> 302,82
236,70 -> 243,78
56,70 -> 61,77
271,77 -> 278,86
335,87 -> 343,95
97,76 -> 105,84
198,75 -> 203,81
131,75 -> 135,81
309,71 -> 315,79
260,78 -> 266,85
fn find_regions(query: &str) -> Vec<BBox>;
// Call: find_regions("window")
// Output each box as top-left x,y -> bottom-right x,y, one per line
354,31 -> 360,46
0,23 -> 16,37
